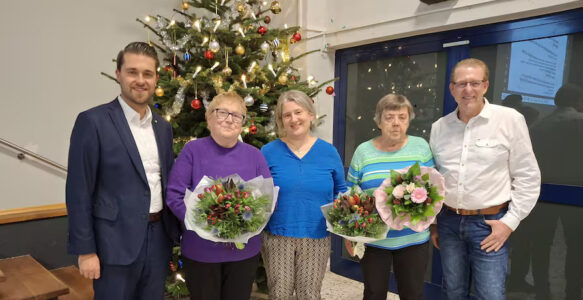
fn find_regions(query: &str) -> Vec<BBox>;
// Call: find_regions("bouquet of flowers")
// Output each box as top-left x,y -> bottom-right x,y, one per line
183,174 -> 278,248
374,162 -> 445,232
321,186 -> 389,243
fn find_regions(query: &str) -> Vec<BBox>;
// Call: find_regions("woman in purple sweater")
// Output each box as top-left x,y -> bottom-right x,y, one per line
166,91 -> 271,300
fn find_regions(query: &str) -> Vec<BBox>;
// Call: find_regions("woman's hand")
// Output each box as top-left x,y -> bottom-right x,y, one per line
344,238 -> 355,257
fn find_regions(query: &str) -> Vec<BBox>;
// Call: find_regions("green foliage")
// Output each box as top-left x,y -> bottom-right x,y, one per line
166,246 -> 189,299
327,187 -> 387,238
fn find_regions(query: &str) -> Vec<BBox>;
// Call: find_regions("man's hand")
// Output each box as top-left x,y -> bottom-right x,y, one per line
430,224 -> 440,250
480,220 -> 512,253
78,253 -> 100,280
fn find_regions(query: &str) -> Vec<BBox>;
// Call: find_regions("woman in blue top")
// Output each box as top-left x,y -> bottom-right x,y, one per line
261,90 -> 347,299
347,94 -> 434,300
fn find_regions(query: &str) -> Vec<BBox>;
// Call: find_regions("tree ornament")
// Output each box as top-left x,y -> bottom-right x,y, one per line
155,87 -> 164,97
184,52 -> 191,61
204,50 -> 214,60
209,40 -> 220,53
154,103 -> 161,108
270,1 -> 282,14
164,65 -> 173,73
235,44 -> 245,55
278,74 -> 288,85
260,41 -> 270,53
181,1 -> 190,10
190,98 -> 202,109
326,86 -> 334,95
244,95 -> 255,106
259,103 -> 268,112
292,32 -> 302,42
272,38 -> 280,48
257,26 -> 267,36
236,1 -> 246,12
290,75 -> 297,81
222,66 -> 232,77
249,124 -> 258,134
264,16 -> 271,24
212,75 -> 224,87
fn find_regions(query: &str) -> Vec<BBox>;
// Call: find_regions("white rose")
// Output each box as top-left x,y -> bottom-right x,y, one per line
406,182 -> 416,193
392,185 -> 406,198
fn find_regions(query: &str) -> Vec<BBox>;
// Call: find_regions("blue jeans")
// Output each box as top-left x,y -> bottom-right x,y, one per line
437,207 -> 509,300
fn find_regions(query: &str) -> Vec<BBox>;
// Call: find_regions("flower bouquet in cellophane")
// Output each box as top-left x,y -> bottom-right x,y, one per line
374,162 -> 445,232
184,174 -> 278,249
321,186 -> 389,258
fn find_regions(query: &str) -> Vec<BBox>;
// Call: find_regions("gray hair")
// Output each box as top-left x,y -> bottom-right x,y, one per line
274,90 -> 316,137
373,93 -> 415,126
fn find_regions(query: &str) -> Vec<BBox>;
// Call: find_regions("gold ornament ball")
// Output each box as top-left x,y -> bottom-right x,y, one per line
181,1 -> 190,10
155,87 -> 164,97
212,75 -> 224,87
270,1 -> 282,14
236,2 -> 246,12
221,66 -> 233,77
235,44 -> 245,55
278,74 -> 288,85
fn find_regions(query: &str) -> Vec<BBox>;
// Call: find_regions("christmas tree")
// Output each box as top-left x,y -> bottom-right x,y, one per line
103,0 -> 334,154
103,0 -> 335,298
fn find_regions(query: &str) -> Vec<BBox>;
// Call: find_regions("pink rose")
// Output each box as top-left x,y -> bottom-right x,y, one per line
411,187 -> 428,203
392,185 -> 406,198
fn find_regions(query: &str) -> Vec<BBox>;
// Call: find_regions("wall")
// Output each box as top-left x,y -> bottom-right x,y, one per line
1,0 -> 581,211
0,0 -> 177,210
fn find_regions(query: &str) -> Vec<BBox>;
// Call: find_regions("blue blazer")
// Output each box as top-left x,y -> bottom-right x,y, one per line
66,99 -> 180,265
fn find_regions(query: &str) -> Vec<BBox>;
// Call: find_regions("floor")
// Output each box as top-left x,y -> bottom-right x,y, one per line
251,262 -> 399,300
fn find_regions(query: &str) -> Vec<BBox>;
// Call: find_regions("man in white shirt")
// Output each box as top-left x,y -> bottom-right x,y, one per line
66,42 -> 179,299
429,58 -> 541,300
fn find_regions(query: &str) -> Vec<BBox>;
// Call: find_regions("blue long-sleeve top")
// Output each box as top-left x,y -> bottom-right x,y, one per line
261,138 -> 347,239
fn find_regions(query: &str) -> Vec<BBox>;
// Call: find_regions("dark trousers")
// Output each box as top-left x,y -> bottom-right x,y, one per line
93,221 -> 172,300
360,242 -> 429,300
183,253 -> 260,300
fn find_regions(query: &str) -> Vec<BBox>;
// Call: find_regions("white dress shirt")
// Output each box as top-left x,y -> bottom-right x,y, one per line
430,99 -> 541,230
118,97 -> 163,213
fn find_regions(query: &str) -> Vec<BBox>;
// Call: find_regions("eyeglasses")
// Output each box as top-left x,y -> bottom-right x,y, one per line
214,108 -> 246,124
451,80 -> 486,89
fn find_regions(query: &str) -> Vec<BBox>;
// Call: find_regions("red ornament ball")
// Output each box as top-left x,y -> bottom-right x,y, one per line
204,50 -> 214,60
249,124 -> 258,134
190,98 -> 202,109
257,26 -> 267,36
264,16 -> 271,24
292,32 -> 302,42
164,65 -> 173,72
325,86 -> 334,95
290,75 -> 296,81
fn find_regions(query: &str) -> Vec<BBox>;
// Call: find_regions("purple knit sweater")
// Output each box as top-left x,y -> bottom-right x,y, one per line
166,136 -> 271,263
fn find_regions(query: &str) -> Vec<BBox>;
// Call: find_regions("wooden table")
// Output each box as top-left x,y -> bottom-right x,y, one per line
0,255 -> 69,300
0,270 -> 5,283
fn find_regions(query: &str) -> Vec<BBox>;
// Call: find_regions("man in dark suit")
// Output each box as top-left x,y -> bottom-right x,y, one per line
66,42 -> 179,299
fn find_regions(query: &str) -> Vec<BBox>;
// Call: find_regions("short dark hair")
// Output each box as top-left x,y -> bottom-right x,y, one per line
116,42 -> 159,71
554,83 -> 583,108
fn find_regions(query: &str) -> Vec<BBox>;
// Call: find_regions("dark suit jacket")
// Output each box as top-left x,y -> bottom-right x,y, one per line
66,99 -> 180,265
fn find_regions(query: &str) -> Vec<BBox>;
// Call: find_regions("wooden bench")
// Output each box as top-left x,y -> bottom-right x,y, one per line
0,255 -> 69,300
50,266 -> 93,300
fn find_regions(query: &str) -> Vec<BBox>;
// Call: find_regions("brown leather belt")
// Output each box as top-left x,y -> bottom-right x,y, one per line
149,211 -> 162,222
445,202 -> 509,216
